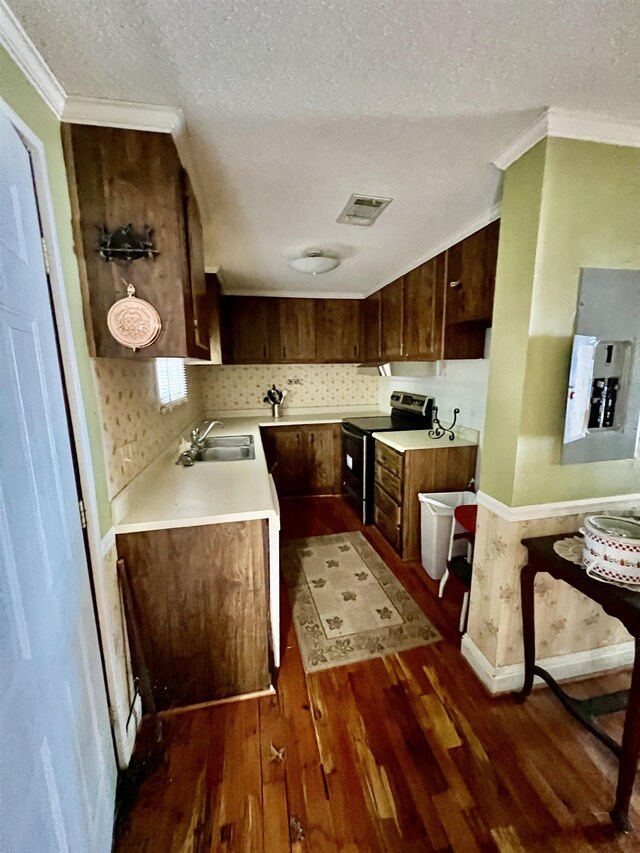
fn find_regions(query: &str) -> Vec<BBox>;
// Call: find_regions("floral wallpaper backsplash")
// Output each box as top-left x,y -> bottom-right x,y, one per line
92,359 -> 204,499
467,504 -> 637,668
200,363 -> 378,412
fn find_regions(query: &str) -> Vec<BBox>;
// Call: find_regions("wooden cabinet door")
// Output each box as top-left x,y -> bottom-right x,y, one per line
262,424 -> 342,495
380,277 -> 404,360
314,299 -> 361,363
277,299 -> 315,362
265,426 -> 308,494
306,424 -> 342,493
445,220 -> 499,324
223,296 -> 273,363
184,174 -> 212,359
403,254 -> 445,360
362,292 -> 382,362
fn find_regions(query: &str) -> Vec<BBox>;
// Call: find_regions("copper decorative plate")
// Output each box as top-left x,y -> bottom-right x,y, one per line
107,283 -> 162,350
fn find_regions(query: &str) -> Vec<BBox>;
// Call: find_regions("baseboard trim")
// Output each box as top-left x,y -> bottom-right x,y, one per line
156,685 -> 276,718
460,634 -> 634,695
476,489 -> 640,523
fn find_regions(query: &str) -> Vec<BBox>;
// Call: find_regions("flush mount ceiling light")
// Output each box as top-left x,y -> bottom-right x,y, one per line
288,250 -> 340,275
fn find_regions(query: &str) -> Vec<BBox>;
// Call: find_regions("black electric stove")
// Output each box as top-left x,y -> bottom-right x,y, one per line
342,392 -> 434,523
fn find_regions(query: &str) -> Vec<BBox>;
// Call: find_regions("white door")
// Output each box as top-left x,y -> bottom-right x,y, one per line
0,112 -> 116,851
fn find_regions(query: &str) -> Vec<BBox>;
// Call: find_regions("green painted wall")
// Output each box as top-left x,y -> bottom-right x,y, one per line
1,48 -> 112,533
482,137 -> 640,507
481,140 -> 547,505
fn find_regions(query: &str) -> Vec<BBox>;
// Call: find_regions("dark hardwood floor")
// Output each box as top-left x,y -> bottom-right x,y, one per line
115,496 -> 638,852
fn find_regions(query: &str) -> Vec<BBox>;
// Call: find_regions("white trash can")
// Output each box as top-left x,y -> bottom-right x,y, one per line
418,491 -> 477,580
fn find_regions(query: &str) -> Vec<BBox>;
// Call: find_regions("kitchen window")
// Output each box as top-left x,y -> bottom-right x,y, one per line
156,358 -> 188,409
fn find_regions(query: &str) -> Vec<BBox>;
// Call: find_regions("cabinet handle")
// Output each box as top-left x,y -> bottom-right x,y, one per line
449,280 -> 463,289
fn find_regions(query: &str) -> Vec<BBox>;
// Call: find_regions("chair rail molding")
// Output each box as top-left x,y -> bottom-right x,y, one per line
476,489 -> 640,523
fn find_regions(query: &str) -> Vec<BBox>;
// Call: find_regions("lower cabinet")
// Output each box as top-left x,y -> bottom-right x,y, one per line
116,519 -> 271,712
374,439 -> 477,561
261,423 -> 343,496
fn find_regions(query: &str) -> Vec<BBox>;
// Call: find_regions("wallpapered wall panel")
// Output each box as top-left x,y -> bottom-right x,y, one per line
92,360 -> 204,499
200,363 -> 379,412
467,504 -> 635,668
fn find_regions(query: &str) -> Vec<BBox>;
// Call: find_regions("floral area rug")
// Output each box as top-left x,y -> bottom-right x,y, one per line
281,531 -> 441,673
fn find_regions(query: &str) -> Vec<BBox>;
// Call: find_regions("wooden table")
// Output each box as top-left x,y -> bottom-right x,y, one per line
515,535 -> 640,832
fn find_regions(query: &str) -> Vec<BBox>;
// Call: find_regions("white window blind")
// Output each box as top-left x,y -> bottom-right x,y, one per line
155,358 -> 188,408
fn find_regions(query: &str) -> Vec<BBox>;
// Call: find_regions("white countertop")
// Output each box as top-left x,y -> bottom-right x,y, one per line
113,408 -> 384,534
372,427 -> 479,453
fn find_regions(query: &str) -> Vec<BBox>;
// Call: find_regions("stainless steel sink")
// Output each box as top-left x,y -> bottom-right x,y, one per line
194,435 -> 255,462
176,433 -> 255,465
201,434 -> 253,449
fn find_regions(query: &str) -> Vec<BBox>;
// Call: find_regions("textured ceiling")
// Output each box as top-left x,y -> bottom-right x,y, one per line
11,0 -> 640,295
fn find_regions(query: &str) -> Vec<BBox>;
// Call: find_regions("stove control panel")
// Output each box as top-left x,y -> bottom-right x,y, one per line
390,391 -> 434,417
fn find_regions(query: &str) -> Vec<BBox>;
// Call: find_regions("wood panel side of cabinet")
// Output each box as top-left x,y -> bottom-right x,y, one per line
400,445 -> 477,561
380,277 -> 404,361
277,298 -> 316,362
183,173 -> 211,359
204,272 -> 223,364
61,124 -> 191,358
362,291 -> 382,363
403,254 -> 445,360
116,520 -> 270,711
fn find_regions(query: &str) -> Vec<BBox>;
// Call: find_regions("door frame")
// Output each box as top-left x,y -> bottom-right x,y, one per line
0,95 -> 133,766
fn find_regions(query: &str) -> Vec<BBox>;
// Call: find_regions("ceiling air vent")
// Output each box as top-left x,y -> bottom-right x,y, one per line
337,194 -> 392,226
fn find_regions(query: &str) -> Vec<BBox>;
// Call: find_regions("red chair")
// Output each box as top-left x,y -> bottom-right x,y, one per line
438,503 -> 477,632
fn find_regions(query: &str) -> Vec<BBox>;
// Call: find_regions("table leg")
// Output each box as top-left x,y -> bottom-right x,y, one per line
610,637 -> 640,832
515,563 -> 537,702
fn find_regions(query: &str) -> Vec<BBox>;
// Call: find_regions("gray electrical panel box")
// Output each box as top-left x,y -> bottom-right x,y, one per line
562,268 -> 640,465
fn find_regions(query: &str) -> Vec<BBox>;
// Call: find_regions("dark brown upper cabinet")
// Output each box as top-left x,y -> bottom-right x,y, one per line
62,124 -> 218,360
221,296 -> 362,364
277,298 -> 316,362
380,277 -> 404,361
403,254 -> 445,360
445,219 -> 499,325
314,299 -> 361,363
222,295 -> 275,363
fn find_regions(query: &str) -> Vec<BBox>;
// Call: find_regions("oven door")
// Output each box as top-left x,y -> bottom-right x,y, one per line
341,424 -> 368,522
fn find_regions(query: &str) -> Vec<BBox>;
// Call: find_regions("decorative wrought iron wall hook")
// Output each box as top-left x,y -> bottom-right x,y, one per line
428,406 -> 459,441
96,223 -> 159,262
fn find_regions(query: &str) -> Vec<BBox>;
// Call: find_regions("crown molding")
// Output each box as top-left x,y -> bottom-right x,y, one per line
362,201 -> 501,299
62,96 -> 182,133
493,107 -> 640,171
546,107 -> 640,148
0,0 -> 66,118
491,110 -> 548,171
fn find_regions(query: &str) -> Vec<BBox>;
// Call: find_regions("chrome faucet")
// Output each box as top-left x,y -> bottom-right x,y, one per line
176,420 -> 224,467
191,420 -> 224,447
